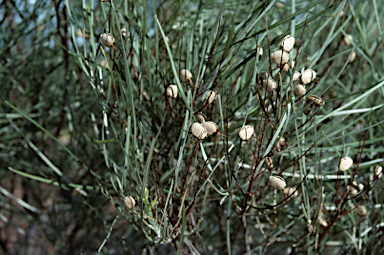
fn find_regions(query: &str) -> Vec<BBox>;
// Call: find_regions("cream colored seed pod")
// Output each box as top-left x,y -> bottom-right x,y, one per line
121,28 -> 127,37
318,217 -> 328,227
344,34 -> 353,45
124,196 -> 136,210
271,50 -> 290,65
196,113 -> 206,124
202,121 -> 219,135
191,123 -> 207,140
359,183 -> 364,191
269,176 -> 286,190
339,157 -> 353,171
100,33 -> 115,47
348,51 -> 356,63
284,186 -> 299,198
264,157 -> 273,169
293,71 -> 301,81
281,35 -> 295,52
293,82 -> 306,97
375,166 -> 382,178
257,46 -> 263,57
301,69 -> 316,84
306,95 -> 325,107
283,61 -> 295,72
180,69 -> 192,82
265,79 -> 277,92
346,185 -> 358,195
239,126 -> 254,141
166,85 -> 178,98
357,205 -> 367,216
206,90 -> 217,104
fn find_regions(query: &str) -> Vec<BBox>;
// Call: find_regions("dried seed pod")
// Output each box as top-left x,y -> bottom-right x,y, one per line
306,95 -> 325,107
293,83 -> 306,97
303,102 -> 312,115
357,205 -> 367,216
348,51 -> 356,63
166,85 -> 178,98
202,121 -> 219,135
292,71 -> 301,81
257,46 -> 263,57
264,157 -> 273,169
265,79 -> 277,92
269,176 -> 286,190
346,185 -> 358,195
283,61 -> 295,72
121,28 -> 127,37
206,90 -> 217,104
124,196 -> 136,210
100,33 -> 115,47
239,126 -> 254,141
260,71 -> 269,80
358,183 -> 364,191
180,69 -> 192,82
281,35 -> 295,52
344,34 -> 353,45
271,50 -> 290,65
284,186 -> 299,198
196,113 -> 206,124
275,137 -> 286,152
375,166 -> 382,178
191,123 -> 207,140
301,69 -> 317,84
99,59 -> 110,70
333,10 -> 344,18
318,216 -> 328,227
339,157 -> 353,171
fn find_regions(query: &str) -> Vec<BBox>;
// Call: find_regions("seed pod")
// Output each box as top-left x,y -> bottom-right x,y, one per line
301,69 -> 316,84
202,121 -> 219,135
344,34 -> 353,45
269,176 -> 286,190
239,126 -> 254,141
196,113 -> 206,124
346,185 -> 358,195
375,166 -> 382,178
283,61 -> 295,72
206,90 -> 217,104
191,123 -> 207,140
281,35 -> 295,52
318,216 -> 328,227
303,102 -> 312,115
358,183 -> 364,191
348,51 -> 356,63
166,85 -> 178,98
271,50 -> 290,65
339,157 -> 353,171
284,186 -> 299,198
121,28 -> 127,37
265,79 -> 277,92
124,196 -> 136,210
292,71 -> 301,81
306,95 -> 325,107
275,137 -> 286,152
257,46 -> 263,57
264,157 -> 273,169
357,205 -> 367,216
260,71 -> 269,81
180,69 -> 192,82
100,33 -> 115,47
293,82 -> 306,97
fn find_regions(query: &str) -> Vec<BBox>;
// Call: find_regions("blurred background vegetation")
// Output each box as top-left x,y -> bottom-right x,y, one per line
1,0 -> 384,254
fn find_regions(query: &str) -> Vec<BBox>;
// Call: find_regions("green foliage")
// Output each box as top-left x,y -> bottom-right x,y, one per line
1,0 -> 384,254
